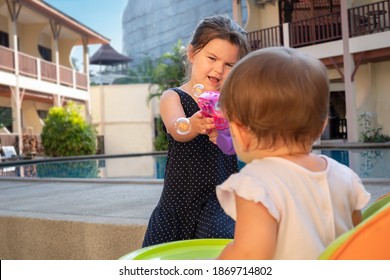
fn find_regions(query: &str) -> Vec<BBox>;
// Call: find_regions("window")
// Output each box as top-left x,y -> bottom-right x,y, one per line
37,110 -> 48,120
0,31 -> 9,47
0,107 -> 12,132
38,45 -> 52,62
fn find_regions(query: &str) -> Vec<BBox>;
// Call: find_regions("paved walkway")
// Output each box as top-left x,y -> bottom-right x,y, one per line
1,177 -> 389,225
0,178 -> 163,225
0,177 -> 389,259
0,178 -> 164,259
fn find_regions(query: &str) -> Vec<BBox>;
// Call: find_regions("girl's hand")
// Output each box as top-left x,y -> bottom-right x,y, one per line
207,129 -> 218,144
159,89 -> 215,142
190,110 -> 215,134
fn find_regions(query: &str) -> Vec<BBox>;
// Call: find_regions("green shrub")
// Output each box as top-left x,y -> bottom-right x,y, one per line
0,107 -> 12,130
360,127 -> 390,143
359,112 -> 390,143
154,117 -> 169,151
41,102 -> 97,157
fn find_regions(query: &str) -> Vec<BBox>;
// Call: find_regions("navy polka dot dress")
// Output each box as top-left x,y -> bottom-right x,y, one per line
142,88 -> 238,247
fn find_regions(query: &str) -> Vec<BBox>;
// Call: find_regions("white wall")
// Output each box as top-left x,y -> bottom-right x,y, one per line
90,84 -> 157,155
374,61 -> 390,135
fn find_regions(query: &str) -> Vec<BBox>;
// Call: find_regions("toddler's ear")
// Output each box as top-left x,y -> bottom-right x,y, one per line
321,118 -> 329,133
230,122 -> 252,152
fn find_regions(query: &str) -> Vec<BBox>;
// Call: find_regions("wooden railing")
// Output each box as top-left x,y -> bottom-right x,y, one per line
76,72 -> 88,90
289,11 -> 341,47
0,46 -> 14,72
19,52 -> 38,78
60,65 -> 73,87
349,0 -> 389,37
41,60 -> 57,83
0,45 -> 88,90
247,0 -> 390,50
247,25 -> 283,50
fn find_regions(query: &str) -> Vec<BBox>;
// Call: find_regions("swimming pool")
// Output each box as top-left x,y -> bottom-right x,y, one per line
0,152 -> 168,180
0,149 -> 389,179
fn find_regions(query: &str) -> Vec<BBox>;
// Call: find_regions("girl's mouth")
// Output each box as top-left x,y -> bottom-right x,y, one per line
208,76 -> 220,86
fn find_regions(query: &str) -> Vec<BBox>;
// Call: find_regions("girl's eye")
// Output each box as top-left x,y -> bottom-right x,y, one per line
208,56 -> 216,61
226,63 -> 234,68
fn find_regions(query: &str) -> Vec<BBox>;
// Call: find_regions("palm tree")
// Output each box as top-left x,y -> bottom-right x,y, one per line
147,40 -> 187,151
148,40 -> 187,102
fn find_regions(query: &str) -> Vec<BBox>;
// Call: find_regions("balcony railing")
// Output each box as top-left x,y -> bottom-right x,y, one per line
19,53 -> 38,78
289,11 -> 342,47
349,0 -> 390,36
41,60 -> 57,83
60,65 -> 73,87
247,0 -> 390,50
247,25 -> 283,49
0,47 -> 14,72
0,45 -> 88,90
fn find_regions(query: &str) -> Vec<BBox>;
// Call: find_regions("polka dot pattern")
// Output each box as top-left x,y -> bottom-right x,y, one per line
142,88 -> 238,247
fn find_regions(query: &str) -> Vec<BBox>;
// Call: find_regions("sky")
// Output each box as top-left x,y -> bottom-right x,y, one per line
44,0 -> 128,70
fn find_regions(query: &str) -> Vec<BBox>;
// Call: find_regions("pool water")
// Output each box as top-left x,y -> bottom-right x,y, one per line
0,149 -> 389,179
319,149 -> 390,178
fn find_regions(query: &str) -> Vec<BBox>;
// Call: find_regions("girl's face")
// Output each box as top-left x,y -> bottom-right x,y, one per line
188,38 -> 240,92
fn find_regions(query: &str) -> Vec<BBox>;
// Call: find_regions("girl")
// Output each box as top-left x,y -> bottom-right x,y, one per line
142,15 -> 250,247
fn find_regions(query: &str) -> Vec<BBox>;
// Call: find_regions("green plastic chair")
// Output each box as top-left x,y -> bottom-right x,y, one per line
362,192 -> 390,220
120,238 -> 232,260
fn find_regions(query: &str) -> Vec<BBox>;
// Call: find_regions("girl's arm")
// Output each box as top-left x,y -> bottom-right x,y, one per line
160,89 -> 215,142
217,194 -> 277,260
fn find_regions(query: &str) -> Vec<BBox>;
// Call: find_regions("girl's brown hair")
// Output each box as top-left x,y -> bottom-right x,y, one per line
184,15 -> 250,81
220,47 -> 329,151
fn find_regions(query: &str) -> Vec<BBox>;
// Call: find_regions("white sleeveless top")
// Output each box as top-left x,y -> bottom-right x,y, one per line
216,155 -> 371,259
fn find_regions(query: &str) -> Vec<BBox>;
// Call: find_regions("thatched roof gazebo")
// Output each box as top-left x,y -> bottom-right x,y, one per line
89,43 -> 132,84
90,43 -> 132,66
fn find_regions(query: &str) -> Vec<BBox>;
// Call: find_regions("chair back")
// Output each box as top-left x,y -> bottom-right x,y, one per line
362,192 -> 390,220
318,200 -> 390,260
1,146 -> 17,158
120,238 -> 232,260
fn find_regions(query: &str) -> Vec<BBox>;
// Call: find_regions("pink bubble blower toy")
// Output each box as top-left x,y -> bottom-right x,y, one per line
174,84 -> 235,155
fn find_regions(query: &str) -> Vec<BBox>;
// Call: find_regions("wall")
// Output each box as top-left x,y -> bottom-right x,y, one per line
0,216 -> 147,260
374,60 -> 390,134
59,38 -> 78,68
325,61 -> 389,138
0,14 -> 7,32
245,0 -> 279,32
353,61 -> 390,136
90,83 -> 156,155
18,22 -> 44,57
21,100 -> 52,135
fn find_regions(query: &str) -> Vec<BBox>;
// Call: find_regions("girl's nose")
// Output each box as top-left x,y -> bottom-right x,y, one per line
214,63 -> 224,74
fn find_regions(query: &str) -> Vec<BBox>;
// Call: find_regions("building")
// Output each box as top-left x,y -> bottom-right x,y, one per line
122,0 -> 247,66
0,0 -> 109,153
236,0 -> 390,142
2,0 -> 389,159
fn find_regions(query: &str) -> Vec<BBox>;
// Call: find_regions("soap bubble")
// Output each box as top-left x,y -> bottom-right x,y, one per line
175,117 -> 191,135
193,84 -> 204,97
